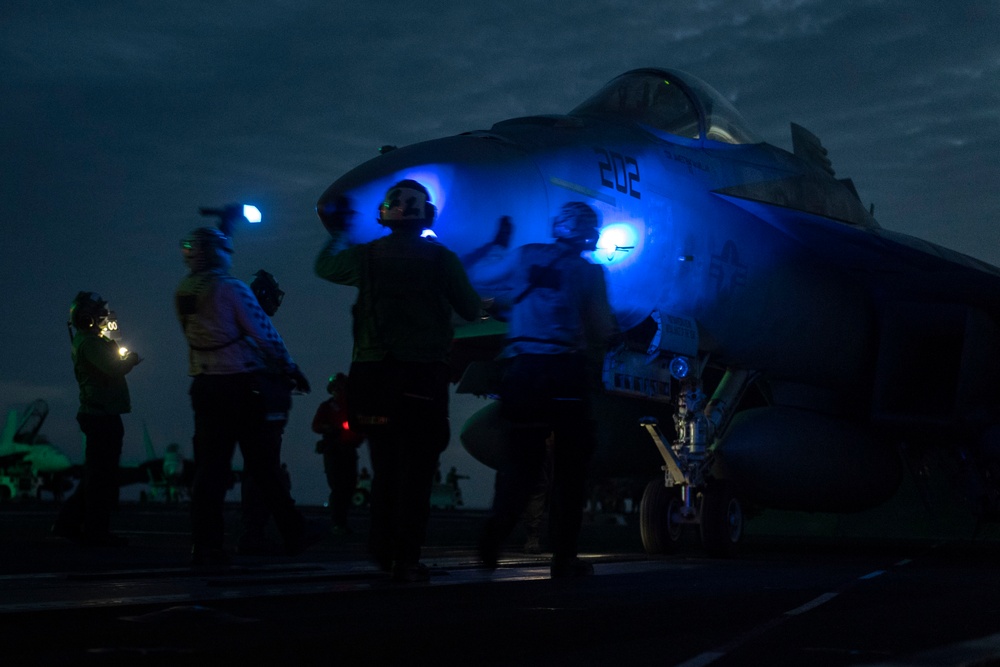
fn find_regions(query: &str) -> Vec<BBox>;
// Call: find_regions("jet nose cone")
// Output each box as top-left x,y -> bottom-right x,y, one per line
317,135 -> 549,256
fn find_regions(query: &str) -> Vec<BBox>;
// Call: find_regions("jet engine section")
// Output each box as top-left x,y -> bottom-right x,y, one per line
712,406 -> 902,513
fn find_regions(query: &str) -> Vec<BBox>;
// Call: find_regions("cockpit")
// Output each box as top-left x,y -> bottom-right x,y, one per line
570,68 -> 762,145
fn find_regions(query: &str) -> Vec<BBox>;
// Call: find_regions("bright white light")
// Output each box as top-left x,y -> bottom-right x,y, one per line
243,205 -> 262,223
593,223 -> 639,265
421,228 -> 437,238
118,347 -> 129,358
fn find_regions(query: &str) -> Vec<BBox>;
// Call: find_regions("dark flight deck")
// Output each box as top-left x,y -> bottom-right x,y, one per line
2,503 -> 1000,666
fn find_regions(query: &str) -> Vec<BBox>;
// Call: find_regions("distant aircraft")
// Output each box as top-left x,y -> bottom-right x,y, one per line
1,401 -> 195,503
122,423 -> 194,504
316,68 -> 1000,555
0,400 -> 74,501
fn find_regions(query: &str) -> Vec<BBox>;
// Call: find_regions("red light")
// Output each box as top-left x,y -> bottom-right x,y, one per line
342,421 -> 350,431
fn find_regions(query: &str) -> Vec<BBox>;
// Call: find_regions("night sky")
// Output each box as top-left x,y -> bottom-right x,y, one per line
2,1 -> 998,509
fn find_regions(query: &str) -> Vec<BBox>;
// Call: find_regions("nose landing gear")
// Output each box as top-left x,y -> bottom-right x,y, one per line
639,368 -> 753,557
639,466 -> 746,557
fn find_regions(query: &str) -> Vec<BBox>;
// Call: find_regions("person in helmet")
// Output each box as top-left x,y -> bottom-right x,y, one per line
175,227 -> 314,567
236,269 -> 295,555
315,183 -> 482,583
464,201 -> 619,579
52,291 -> 142,546
311,373 -> 366,535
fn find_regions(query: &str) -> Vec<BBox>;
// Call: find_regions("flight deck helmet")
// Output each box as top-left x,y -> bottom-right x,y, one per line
378,180 -> 436,230
552,201 -> 601,251
69,291 -> 110,332
326,372 -> 348,396
180,227 -> 234,272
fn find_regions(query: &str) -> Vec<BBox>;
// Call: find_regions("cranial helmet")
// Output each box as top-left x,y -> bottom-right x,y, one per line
551,201 -> 601,250
327,372 -> 348,396
250,269 -> 284,317
181,227 -> 234,272
69,291 -> 110,331
378,180 -> 436,229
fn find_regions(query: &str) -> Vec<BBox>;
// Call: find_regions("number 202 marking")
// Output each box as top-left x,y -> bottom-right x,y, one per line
595,148 -> 641,199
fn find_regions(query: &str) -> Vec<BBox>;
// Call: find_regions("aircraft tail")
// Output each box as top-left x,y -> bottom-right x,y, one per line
142,422 -> 156,461
14,399 -> 49,444
0,411 -> 17,449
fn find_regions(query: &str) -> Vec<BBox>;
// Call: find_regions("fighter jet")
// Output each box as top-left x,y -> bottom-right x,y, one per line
1,400 -> 196,503
316,68 -> 1000,555
0,400 -> 74,500
120,423 -> 194,503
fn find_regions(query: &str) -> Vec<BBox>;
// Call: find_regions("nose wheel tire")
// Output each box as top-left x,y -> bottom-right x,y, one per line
640,479 -> 685,554
699,481 -> 744,557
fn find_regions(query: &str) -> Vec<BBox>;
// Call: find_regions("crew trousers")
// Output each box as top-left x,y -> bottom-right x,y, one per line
482,354 -> 597,565
189,374 -> 304,551
350,360 -> 450,568
55,413 -> 124,537
323,442 -> 359,528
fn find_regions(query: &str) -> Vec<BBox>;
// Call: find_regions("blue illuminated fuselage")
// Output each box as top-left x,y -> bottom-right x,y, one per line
317,68 -> 1000,516
318,111 -> 874,391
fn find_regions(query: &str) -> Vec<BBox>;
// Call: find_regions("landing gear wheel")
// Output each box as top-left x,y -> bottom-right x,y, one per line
699,481 -> 744,557
640,479 -> 685,554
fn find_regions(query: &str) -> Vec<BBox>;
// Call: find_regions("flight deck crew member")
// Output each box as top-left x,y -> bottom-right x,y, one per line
467,202 -> 619,578
52,292 -> 141,546
175,227 -> 313,567
312,372 -> 365,535
238,269 -> 295,555
315,183 -> 482,583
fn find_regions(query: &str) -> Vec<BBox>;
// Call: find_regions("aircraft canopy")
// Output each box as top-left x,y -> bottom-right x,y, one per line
570,68 -> 762,145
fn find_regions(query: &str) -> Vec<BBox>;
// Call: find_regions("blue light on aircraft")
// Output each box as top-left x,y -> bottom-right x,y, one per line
593,222 -> 639,267
243,205 -> 262,223
669,356 -> 690,380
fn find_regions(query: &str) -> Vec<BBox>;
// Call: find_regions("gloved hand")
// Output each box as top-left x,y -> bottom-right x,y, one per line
124,351 -> 143,367
321,195 -> 355,237
288,365 -> 311,394
483,297 -> 509,323
322,213 -> 349,237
